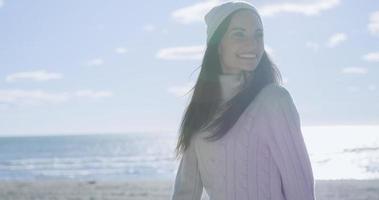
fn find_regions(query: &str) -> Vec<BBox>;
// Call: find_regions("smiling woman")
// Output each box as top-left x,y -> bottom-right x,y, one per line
170,1 -> 316,200
218,9 -> 265,74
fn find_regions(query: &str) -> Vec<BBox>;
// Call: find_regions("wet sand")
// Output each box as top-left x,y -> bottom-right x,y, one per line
0,179 -> 378,200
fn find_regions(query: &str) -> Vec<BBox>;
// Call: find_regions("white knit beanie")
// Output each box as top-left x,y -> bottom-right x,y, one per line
204,1 -> 261,43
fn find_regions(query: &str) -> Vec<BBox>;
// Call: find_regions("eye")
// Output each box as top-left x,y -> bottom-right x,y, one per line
232,31 -> 245,38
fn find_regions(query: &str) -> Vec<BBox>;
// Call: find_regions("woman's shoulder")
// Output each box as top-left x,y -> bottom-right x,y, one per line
246,83 -> 292,115
257,83 -> 291,103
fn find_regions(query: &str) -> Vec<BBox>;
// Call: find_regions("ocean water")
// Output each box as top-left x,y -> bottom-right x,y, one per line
0,133 -> 178,181
0,126 -> 378,181
303,126 -> 379,180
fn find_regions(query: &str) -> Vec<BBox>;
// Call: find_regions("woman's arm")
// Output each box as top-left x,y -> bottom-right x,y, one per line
171,139 -> 203,200
261,87 -> 316,200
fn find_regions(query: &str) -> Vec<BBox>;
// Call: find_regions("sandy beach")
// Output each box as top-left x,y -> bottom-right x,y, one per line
0,179 -> 378,200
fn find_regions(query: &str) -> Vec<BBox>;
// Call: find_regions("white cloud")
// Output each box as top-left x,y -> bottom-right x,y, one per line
341,67 -> 368,75
0,89 -> 113,107
142,24 -> 169,34
171,0 -> 341,24
326,32 -> 347,48
259,0 -> 341,17
143,24 -> 156,32
0,0 -> 3,8
368,84 -> 376,91
74,90 -> 113,98
171,0 -> 220,24
0,89 -> 70,106
5,70 -> 63,82
368,10 -> 379,36
167,81 -> 195,97
306,41 -> 320,51
362,52 -> 379,62
87,58 -> 104,66
156,45 -> 205,60
115,47 -> 128,54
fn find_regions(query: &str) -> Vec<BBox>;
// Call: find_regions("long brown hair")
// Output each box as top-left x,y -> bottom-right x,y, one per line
175,8 -> 283,159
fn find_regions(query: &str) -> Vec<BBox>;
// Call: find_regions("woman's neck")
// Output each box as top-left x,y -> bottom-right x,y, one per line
218,72 -> 245,104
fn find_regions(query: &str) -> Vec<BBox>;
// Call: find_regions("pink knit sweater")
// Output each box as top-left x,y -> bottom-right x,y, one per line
171,75 -> 316,200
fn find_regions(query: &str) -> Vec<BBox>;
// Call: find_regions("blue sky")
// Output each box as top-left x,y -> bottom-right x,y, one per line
0,0 -> 378,136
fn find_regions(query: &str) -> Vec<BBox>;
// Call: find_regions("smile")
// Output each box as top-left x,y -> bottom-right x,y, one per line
237,53 -> 257,59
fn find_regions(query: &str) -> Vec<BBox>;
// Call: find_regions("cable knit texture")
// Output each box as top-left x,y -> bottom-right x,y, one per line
171,75 -> 316,200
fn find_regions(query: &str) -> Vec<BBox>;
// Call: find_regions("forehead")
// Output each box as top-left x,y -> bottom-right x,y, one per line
228,10 -> 263,31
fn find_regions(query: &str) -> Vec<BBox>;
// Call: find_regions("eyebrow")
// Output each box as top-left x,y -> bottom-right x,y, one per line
230,27 -> 263,32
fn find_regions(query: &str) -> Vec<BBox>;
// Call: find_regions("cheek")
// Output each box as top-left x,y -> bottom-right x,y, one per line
224,45 -> 238,61
221,47 -> 237,64
226,52 -> 239,67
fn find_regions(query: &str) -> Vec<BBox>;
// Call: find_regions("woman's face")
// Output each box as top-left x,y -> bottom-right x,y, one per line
218,10 -> 264,74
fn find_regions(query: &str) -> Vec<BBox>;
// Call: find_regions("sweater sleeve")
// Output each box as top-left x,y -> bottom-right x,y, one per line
171,139 -> 203,200
261,87 -> 316,200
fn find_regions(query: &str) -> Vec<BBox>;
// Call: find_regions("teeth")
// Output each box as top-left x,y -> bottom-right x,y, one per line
238,54 -> 256,58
